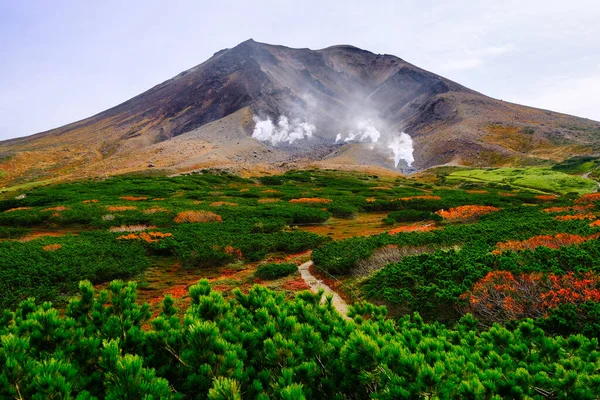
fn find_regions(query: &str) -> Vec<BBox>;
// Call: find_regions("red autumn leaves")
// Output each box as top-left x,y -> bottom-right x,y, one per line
575,193 -> 600,203
388,224 -> 436,234
461,271 -> 600,324
436,205 -> 500,221
493,233 -> 600,255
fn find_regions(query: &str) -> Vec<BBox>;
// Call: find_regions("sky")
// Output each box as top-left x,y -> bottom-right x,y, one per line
1,0 -> 599,140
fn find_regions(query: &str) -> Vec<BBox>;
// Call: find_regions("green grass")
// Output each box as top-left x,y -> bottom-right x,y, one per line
552,156 -> 600,176
0,178 -> 56,194
447,167 -> 597,195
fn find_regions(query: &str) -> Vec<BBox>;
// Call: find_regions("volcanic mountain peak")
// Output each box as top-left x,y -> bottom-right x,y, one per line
1,40 -> 599,187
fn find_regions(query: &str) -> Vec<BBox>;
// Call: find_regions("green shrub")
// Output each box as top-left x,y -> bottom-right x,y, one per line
250,219 -> 286,233
327,203 -> 358,218
259,176 -> 285,185
179,245 -> 235,269
0,231 -> 149,309
255,263 -> 298,280
1,282 -> 599,399
382,217 -> 395,225
0,226 -> 28,239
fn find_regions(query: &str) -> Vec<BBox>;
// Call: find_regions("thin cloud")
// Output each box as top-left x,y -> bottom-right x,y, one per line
0,0 -> 599,139
438,44 -> 516,72
517,75 -> 600,121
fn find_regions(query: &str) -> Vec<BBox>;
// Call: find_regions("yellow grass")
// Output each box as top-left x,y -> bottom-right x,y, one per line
174,210 -> 222,224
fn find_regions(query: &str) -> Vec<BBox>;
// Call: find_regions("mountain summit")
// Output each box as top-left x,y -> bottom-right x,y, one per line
1,40 -> 599,184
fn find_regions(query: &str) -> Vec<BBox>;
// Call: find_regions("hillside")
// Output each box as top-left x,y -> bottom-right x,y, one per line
1,39 -> 599,188
2,169 -> 600,397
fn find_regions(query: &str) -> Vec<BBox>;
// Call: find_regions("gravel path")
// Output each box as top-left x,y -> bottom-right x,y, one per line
298,260 -> 350,319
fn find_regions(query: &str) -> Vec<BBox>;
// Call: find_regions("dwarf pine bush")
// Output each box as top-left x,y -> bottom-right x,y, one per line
1,280 -> 600,398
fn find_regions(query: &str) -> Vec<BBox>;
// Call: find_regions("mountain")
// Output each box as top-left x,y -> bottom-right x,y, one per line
1,39 -> 599,187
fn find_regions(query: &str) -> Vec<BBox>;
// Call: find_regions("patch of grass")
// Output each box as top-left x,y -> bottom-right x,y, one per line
552,156 -> 600,176
447,167 -> 597,195
0,178 -> 56,195
255,263 -> 298,280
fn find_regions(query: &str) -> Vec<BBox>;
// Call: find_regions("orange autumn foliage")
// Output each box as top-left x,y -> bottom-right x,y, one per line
493,232 -> 600,254
554,213 -> 596,221
117,231 -> 173,243
535,195 -> 559,201
148,296 -> 164,306
4,207 -> 32,213
119,196 -> 148,201
106,206 -> 137,212
575,193 -> 600,203
388,224 -> 437,235
498,192 -> 516,197
591,220 -> 600,227
460,271 -> 600,324
466,190 -> 488,194
82,199 -> 99,204
542,272 -> 600,308
174,210 -> 222,224
436,205 -> 500,221
543,205 -> 593,213
42,206 -> 71,212
258,198 -> 280,204
289,198 -> 332,204
394,195 -> 442,202
19,232 -> 66,242
143,207 -> 169,214
365,197 -> 377,203
42,244 -> 62,252
224,246 -> 243,259
282,277 -> 311,291
214,269 -> 241,280
210,201 -> 238,207
164,285 -> 187,298
261,189 -> 280,194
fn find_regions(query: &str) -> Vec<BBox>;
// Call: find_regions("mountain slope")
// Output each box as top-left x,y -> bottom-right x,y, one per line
1,39 -> 599,187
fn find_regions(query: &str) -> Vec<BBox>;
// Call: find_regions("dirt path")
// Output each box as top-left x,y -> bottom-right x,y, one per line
298,261 -> 350,319
582,172 -> 600,192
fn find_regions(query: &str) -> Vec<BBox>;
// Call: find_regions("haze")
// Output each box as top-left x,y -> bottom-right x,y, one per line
1,0 -> 599,140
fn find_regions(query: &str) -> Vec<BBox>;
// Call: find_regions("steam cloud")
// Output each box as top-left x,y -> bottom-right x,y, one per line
252,115 -> 315,145
252,115 -> 414,169
388,133 -> 414,167
337,119 -> 414,168
341,120 -> 381,143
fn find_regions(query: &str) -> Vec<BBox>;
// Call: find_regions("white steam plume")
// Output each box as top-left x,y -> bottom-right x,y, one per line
252,115 -> 315,145
337,119 -> 414,168
388,133 -> 414,167
342,119 -> 381,143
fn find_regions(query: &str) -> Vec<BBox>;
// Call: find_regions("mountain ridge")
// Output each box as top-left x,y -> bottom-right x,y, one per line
1,39 -> 599,187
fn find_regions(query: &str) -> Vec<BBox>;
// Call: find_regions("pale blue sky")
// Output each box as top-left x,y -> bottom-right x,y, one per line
1,0 -> 599,140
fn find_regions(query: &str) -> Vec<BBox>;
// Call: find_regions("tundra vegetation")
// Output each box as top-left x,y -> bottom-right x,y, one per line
1,166 -> 600,398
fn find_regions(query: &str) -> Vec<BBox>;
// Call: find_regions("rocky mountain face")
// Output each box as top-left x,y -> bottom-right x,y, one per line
1,39 -> 599,186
